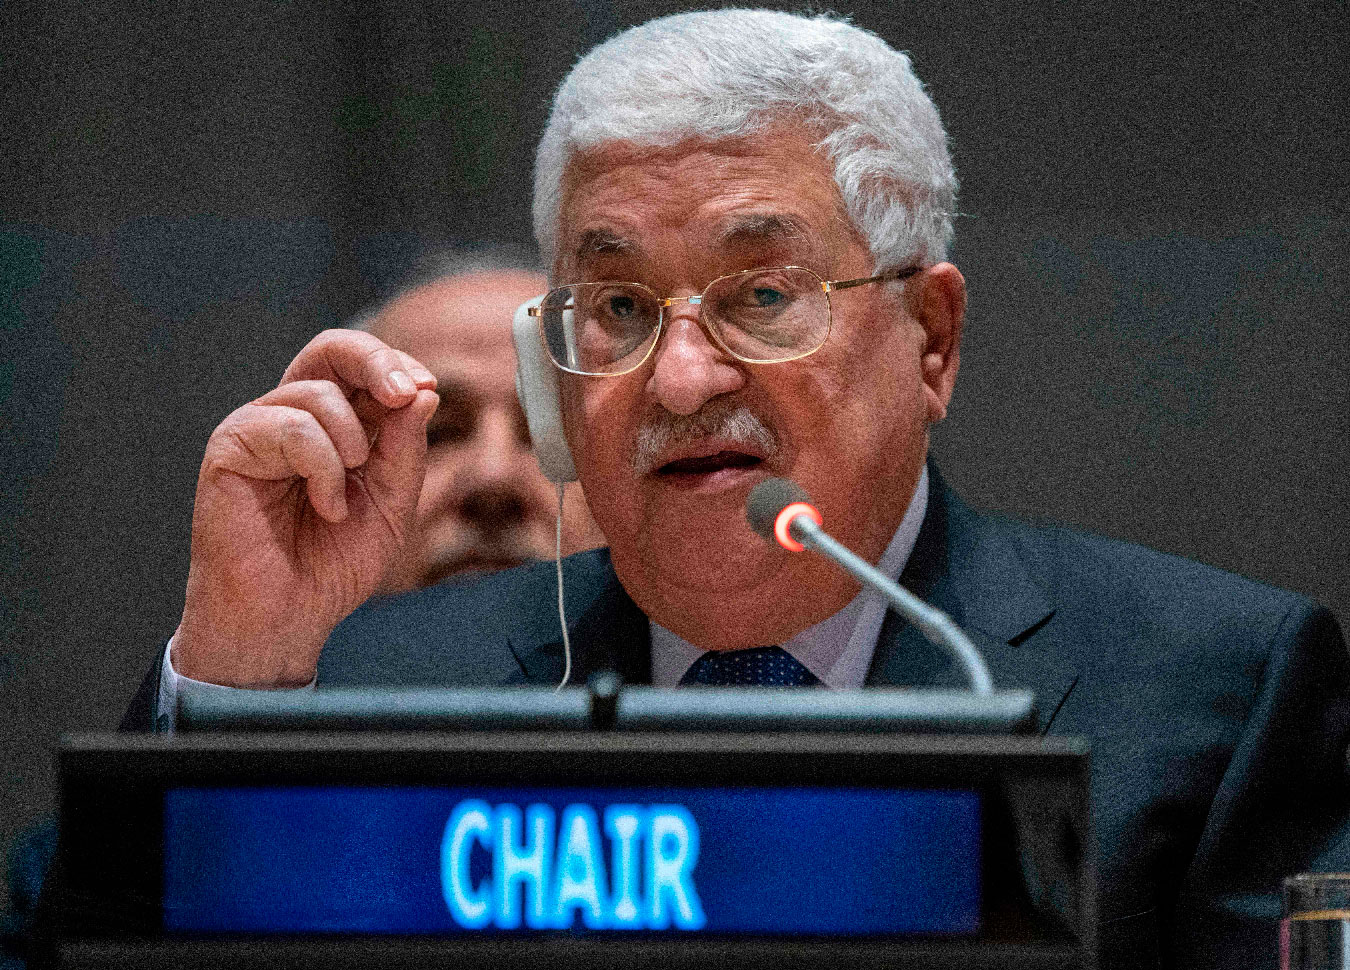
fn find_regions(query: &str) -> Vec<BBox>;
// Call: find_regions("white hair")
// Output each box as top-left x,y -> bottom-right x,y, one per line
533,9 -> 957,274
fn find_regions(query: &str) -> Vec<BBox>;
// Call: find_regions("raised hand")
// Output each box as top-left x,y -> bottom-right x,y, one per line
172,329 -> 440,687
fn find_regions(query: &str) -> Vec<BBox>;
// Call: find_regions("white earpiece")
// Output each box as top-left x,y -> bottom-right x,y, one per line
512,296 -> 578,483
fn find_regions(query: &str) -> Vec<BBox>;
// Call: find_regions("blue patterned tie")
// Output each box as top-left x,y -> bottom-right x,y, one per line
678,645 -> 822,687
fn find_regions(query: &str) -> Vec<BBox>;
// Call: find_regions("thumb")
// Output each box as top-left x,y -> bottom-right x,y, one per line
360,388 -> 439,522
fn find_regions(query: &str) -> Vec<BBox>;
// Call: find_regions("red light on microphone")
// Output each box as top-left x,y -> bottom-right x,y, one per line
774,502 -> 822,552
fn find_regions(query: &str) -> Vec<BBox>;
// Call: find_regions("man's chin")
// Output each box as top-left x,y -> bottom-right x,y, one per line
418,552 -> 535,588
618,523 -> 781,608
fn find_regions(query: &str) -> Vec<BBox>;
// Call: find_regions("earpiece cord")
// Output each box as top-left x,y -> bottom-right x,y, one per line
554,482 -> 572,692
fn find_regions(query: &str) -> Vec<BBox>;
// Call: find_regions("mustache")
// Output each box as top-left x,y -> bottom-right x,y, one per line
633,403 -> 778,476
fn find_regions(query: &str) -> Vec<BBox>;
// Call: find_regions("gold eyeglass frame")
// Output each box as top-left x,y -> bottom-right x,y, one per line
528,264 -> 922,377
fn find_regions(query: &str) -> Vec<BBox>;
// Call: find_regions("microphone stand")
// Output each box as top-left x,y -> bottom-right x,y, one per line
785,513 -> 995,696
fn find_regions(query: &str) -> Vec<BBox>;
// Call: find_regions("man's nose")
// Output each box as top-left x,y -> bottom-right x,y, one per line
644,304 -> 745,415
457,412 -> 534,525
460,411 -> 527,490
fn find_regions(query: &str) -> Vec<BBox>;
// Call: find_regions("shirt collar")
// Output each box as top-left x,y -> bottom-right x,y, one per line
650,465 -> 930,687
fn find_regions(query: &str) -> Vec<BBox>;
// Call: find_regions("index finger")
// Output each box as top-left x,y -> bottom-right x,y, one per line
280,329 -> 437,408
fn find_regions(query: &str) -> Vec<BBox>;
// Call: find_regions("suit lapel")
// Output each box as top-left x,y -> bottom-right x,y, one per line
505,563 -> 653,687
867,466 -> 1078,733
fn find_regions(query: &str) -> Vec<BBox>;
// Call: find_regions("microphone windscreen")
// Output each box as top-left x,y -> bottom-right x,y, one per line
746,477 -> 812,541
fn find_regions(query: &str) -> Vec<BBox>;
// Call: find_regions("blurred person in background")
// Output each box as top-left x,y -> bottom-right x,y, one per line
350,246 -> 604,593
1,247 -> 607,968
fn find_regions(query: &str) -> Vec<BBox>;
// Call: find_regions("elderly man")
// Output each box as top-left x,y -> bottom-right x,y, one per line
125,10 -> 1345,969
349,248 -> 603,592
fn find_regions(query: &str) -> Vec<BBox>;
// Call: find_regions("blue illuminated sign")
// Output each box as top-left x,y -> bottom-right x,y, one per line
163,784 -> 980,936
442,801 -> 704,931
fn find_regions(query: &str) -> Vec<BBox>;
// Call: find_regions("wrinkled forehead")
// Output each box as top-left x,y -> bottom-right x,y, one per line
561,126 -> 793,186
553,129 -> 860,281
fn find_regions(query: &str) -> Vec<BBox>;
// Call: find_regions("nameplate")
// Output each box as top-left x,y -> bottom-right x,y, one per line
163,783 -> 982,936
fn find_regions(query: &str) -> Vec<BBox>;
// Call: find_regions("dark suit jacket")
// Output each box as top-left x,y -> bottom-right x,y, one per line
120,470 -> 1350,969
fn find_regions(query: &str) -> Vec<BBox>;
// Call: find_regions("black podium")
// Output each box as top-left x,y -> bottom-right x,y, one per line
46,687 -> 1095,969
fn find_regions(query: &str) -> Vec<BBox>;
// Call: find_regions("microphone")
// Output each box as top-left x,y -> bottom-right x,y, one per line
747,478 -> 994,695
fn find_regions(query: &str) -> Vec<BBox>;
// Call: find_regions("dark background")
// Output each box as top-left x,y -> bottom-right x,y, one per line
1,0 -> 1346,903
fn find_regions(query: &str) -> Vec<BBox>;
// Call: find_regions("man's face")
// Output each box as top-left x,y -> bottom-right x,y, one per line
371,271 -> 603,591
554,127 -> 963,647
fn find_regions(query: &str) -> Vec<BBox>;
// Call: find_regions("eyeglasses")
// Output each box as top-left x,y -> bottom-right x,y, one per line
528,265 -> 920,377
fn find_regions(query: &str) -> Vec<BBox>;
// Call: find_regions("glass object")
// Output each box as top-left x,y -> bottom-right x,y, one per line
530,265 -> 919,376
1283,873 -> 1350,969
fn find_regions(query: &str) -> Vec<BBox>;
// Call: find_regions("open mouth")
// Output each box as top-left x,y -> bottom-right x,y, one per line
656,451 -> 764,476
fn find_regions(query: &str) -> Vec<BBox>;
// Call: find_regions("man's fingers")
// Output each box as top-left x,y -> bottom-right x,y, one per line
208,404 -> 350,521
252,380 -> 371,469
391,348 -> 438,391
359,389 -> 440,519
280,330 -> 437,409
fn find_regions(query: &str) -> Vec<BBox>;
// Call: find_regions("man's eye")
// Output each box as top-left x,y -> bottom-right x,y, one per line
427,411 -> 474,448
599,292 -> 638,320
750,286 -> 785,307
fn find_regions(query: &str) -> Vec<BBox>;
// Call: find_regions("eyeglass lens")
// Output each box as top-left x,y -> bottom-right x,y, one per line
539,267 -> 830,375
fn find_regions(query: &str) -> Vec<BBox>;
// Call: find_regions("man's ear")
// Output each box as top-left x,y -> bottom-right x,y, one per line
911,262 -> 965,423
